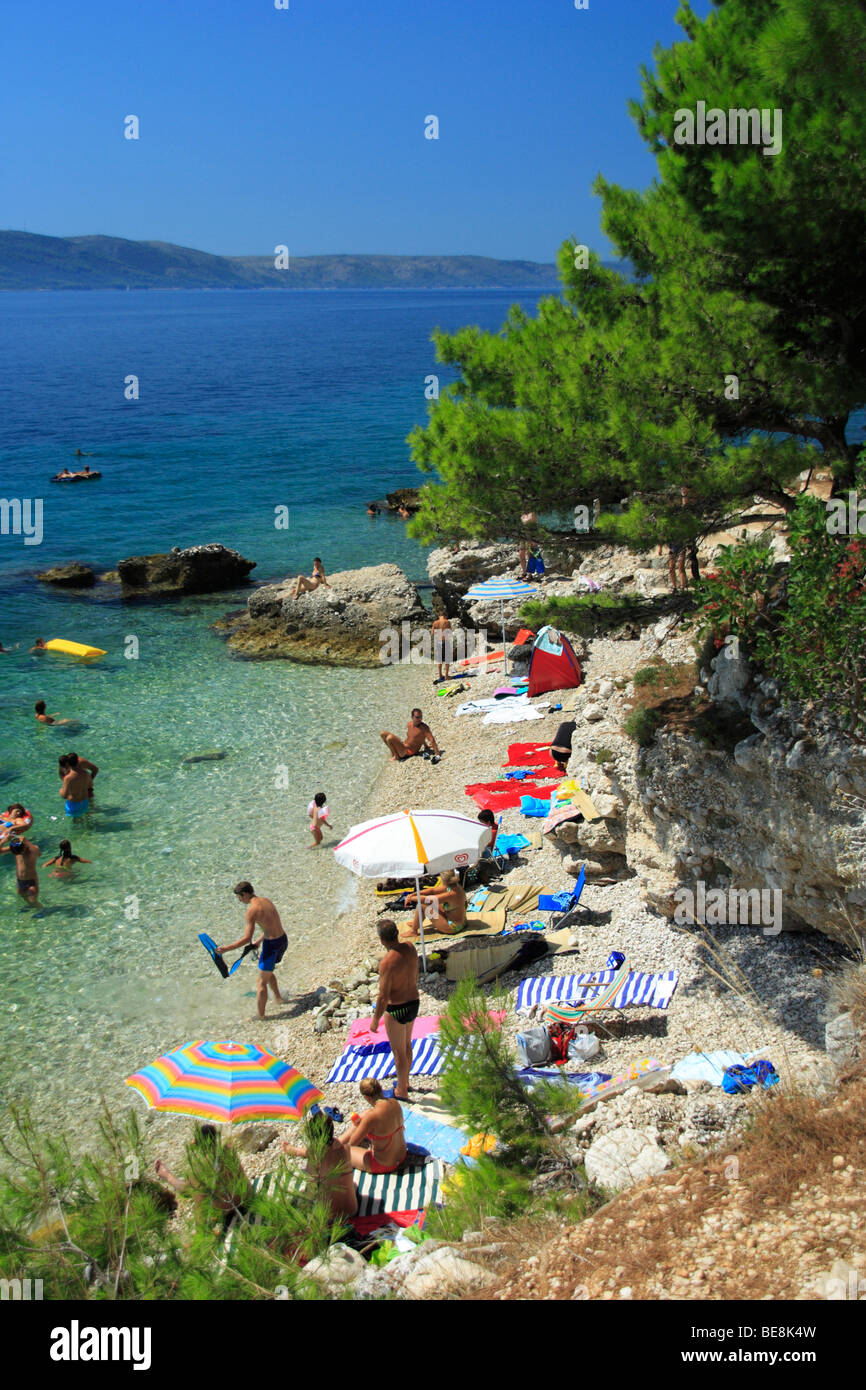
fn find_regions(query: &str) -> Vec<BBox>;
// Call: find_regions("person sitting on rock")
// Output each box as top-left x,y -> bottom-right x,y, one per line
380,708 -> 440,762
290,557 -> 329,600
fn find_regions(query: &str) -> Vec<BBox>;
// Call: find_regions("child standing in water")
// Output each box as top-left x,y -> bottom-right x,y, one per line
307,792 -> 332,848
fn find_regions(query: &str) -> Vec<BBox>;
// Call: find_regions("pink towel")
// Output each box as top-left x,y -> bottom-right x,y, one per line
346,1008 -> 506,1048
346,1015 -> 441,1048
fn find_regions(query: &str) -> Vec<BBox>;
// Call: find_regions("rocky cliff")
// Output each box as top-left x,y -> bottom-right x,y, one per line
217,563 -> 427,667
551,628 -> 866,949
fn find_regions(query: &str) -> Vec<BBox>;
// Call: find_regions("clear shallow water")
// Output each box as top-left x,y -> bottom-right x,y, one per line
0,287 -> 540,1136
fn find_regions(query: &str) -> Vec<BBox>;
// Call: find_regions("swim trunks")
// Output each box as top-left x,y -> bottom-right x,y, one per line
386,998 -> 420,1026
258,933 -> 288,973
64,799 -> 89,817
16,878 -> 36,894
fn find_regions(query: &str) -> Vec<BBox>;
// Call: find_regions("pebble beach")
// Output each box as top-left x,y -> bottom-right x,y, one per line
176,626 -> 845,1184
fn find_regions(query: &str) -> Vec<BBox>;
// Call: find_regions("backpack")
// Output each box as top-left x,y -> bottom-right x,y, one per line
516,1027 -> 552,1067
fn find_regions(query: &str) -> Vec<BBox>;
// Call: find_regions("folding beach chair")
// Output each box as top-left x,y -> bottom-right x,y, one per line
541,956 -> 630,1039
538,865 -> 586,930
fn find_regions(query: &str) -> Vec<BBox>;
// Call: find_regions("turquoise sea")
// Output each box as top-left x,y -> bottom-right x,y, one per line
0,287 -> 540,1137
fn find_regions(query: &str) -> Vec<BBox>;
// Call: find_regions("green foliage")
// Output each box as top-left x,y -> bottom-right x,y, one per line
437,978 -> 575,1161
0,1106 -> 349,1301
409,0 -> 866,549
695,495 -> 866,731
593,747 -> 616,765
425,1154 -> 534,1242
520,592 -> 642,638
624,707 -> 663,747
431,978 -> 594,1240
633,665 -> 660,688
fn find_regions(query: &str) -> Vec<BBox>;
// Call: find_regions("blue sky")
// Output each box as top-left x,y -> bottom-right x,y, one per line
1,0 -> 713,261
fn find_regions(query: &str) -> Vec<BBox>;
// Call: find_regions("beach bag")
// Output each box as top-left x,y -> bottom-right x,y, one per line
517,1027 -> 552,1067
567,1032 -> 600,1063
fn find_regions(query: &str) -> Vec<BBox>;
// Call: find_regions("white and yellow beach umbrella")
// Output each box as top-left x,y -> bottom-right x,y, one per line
334,809 -> 491,967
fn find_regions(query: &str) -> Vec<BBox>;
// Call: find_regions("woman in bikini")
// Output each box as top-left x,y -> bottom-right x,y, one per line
405,868 -> 467,936
290,557 -> 329,600
343,1079 -> 407,1174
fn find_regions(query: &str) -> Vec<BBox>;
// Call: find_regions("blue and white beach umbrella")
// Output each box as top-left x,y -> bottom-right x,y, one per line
464,576 -> 536,676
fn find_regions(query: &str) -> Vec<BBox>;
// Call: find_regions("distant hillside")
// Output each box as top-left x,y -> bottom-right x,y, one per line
0,231 -> 620,291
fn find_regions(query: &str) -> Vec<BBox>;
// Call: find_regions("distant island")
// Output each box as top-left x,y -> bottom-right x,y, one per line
0,231 -> 616,291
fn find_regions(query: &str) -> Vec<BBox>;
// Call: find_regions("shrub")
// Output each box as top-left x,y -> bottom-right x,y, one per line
624,706 -> 662,746
694,493 -> 866,733
633,665 -> 660,687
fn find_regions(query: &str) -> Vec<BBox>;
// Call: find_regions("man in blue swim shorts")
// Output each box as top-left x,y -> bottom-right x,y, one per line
59,754 -> 94,818
218,882 -> 288,1020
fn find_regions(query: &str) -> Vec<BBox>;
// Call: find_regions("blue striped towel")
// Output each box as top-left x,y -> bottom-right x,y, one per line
355,1154 -> 443,1216
515,968 -> 680,1013
325,1035 -> 444,1085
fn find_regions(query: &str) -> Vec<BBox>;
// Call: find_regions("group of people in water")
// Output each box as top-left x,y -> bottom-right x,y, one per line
1,750 -> 98,904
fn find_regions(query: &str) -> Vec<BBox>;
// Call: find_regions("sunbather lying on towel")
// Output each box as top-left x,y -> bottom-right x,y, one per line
283,1110 -> 359,1220
342,1079 -> 408,1174
404,868 -> 467,936
155,1123 -> 250,1233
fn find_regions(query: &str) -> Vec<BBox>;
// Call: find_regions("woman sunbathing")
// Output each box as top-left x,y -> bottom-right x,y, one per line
405,868 -> 467,935
342,1079 -> 407,1174
290,557 -> 329,599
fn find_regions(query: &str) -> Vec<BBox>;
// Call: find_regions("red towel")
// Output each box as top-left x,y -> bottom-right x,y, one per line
350,1209 -> 424,1237
467,782 -> 557,810
503,741 -> 558,769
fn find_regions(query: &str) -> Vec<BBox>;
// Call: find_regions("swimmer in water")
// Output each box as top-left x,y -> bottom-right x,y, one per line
0,836 -> 42,904
0,804 -> 31,846
44,839 -> 92,877
34,700 -> 75,726
30,638 -> 47,653
59,753 -> 95,817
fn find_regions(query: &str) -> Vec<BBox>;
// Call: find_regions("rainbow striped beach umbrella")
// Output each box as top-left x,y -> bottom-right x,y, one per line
126,1040 -> 323,1124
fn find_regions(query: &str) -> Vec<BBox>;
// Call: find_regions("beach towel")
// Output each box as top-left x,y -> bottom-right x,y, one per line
517,1067 -> 612,1091
575,1059 -> 672,1110
455,694 -> 528,716
404,909 -> 508,945
494,833 -> 530,855
468,782 -> 558,811
504,741 -> 559,767
346,1015 -> 441,1049
354,1153 -> 443,1218
483,703 -> 545,725
402,1109 -> 469,1164
325,1035 -> 443,1085
515,968 -> 680,1013
670,1049 -> 769,1087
